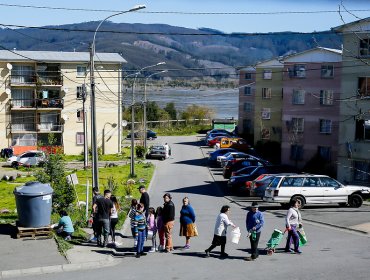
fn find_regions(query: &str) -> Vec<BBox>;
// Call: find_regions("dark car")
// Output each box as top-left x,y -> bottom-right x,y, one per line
145,145 -> 166,160
206,129 -> 234,137
219,152 -> 254,167
127,129 -> 157,140
227,165 -> 298,193
208,148 -> 237,166
223,157 -> 270,179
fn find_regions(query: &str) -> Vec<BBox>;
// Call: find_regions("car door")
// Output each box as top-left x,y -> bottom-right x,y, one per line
301,177 -> 325,204
319,177 -> 347,203
19,152 -> 33,165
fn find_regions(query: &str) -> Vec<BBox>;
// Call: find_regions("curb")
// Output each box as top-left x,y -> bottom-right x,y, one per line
0,259 -> 121,279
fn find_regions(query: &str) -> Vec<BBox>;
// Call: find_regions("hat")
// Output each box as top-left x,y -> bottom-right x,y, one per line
251,202 -> 259,208
138,185 -> 145,190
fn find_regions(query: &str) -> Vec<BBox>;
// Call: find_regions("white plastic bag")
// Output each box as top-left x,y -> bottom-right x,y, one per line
231,227 -> 241,244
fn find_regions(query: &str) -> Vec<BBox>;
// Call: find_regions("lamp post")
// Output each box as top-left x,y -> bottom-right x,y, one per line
102,122 -> 117,155
143,70 -> 167,150
130,62 -> 166,177
90,4 -> 146,190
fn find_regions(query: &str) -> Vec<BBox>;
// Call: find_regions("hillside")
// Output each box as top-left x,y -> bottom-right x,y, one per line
0,22 -> 341,80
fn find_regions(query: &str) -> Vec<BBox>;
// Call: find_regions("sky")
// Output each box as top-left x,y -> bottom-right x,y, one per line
0,0 -> 368,33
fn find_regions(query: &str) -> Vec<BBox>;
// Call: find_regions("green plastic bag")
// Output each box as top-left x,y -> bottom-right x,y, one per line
298,228 -> 307,247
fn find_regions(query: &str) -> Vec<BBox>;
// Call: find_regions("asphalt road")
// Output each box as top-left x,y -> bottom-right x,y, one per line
24,136 -> 370,280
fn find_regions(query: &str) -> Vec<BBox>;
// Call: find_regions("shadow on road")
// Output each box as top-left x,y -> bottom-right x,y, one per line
0,224 -> 16,238
176,141 -> 203,147
167,181 -> 224,197
173,158 -> 206,167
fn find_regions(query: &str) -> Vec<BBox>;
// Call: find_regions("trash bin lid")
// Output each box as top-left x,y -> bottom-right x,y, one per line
13,181 -> 53,196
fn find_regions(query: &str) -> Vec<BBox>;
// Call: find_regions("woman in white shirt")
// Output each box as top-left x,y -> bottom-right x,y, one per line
285,198 -> 302,254
110,195 -> 120,245
205,205 -> 236,258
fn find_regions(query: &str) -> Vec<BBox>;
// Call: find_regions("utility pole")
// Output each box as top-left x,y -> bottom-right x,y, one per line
82,84 -> 88,169
118,64 -> 122,155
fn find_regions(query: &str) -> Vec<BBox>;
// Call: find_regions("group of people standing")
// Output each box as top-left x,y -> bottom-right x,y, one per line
205,198 -> 303,260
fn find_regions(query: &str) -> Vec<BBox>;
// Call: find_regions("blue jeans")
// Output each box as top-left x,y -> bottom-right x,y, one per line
136,230 -> 145,254
285,225 -> 300,252
97,219 -> 110,244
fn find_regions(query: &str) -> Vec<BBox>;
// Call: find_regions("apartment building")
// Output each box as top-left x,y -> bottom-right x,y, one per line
254,59 -> 283,144
281,47 -> 342,170
238,66 -> 256,142
333,17 -> 370,185
0,50 -> 125,155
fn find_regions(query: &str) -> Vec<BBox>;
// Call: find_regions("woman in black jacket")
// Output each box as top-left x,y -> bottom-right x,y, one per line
162,193 -> 175,253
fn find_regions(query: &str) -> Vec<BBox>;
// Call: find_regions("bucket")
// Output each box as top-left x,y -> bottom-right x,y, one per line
147,230 -> 154,240
231,227 -> 241,244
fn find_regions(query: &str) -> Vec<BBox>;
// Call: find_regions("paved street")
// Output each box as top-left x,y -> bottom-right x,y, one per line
20,135 -> 370,280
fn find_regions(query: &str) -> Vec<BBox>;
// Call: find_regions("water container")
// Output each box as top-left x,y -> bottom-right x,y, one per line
231,227 -> 241,244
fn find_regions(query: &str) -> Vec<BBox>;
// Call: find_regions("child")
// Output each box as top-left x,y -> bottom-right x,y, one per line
133,203 -> 147,258
128,199 -> 138,248
156,206 -> 165,251
147,207 -> 157,252
110,195 -> 120,245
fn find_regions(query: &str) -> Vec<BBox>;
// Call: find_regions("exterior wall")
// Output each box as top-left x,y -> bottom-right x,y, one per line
0,62 -> 10,150
337,30 -> 370,185
281,61 -> 342,169
254,66 -> 283,144
238,69 -> 256,141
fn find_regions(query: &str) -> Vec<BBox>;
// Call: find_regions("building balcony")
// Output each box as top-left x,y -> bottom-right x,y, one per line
8,73 -> 63,87
6,123 -> 64,134
9,99 -> 64,110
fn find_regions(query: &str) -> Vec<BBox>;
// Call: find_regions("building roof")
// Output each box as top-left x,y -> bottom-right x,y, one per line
332,17 -> 370,32
239,66 -> 256,72
256,58 -> 283,68
0,50 -> 126,64
282,47 -> 342,63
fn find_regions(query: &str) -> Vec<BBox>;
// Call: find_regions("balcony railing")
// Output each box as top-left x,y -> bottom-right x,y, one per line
10,99 -> 64,109
8,73 -> 63,86
7,123 -> 64,133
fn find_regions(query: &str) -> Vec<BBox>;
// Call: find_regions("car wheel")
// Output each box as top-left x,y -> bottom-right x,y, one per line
348,194 -> 363,208
11,162 -> 18,169
148,137 -> 153,140
292,195 -> 305,209
161,157 -> 165,161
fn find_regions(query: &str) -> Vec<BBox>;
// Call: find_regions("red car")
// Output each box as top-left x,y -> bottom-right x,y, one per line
207,136 -> 225,147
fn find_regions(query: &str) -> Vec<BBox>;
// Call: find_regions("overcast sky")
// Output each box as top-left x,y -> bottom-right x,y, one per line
0,0 -> 368,32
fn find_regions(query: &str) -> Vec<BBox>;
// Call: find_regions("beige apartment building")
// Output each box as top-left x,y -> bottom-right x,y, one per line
0,50 -> 125,155
333,18 -> 370,185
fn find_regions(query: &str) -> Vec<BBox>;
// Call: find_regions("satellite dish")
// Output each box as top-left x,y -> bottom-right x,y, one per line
5,88 -> 11,95
62,87 -> 69,93
121,120 -> 128,127
6,63 -> 12,70
62,114 -> 69,121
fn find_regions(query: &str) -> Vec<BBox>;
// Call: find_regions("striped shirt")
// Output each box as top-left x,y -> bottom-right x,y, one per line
133,212 -> 147,233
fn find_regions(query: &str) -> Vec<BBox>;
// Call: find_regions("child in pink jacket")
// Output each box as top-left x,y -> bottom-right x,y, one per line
147,207 -> 157,252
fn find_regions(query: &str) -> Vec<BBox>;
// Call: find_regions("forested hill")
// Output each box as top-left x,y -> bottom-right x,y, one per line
0,22 -> 341,79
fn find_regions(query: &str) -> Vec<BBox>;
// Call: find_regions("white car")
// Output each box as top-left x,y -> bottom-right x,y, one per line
6,150 -> 46,168
263,174 -> 370,208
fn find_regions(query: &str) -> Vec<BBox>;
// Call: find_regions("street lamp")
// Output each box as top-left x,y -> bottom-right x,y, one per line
130,62 -> 166,177
102,122 -> 117,155
90,4 -> 146,190
143,70 -> 168,150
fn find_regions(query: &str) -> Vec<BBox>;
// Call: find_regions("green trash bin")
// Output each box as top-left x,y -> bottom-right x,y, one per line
14,182 -> 53,228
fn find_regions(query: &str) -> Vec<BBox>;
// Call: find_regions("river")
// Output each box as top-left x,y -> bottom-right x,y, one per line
128,87 -> 239,119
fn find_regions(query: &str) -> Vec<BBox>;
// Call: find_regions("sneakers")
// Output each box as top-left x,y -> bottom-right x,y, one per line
204,250 -> 210,258
220,252 -> 229,258
149,248 -> 156,253
285,248 -> 294,253
244,256 -> 256,261
89,236 -> 97,243
136,253 -> 140,258
183,244 -> 190,250
64,236 -> 72,241
140,252 -> 147,256
294,250 -> 302,254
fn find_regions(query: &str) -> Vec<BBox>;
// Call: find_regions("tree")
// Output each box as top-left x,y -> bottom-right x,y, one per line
164,102 -> 177,120
180,104 -> 215,122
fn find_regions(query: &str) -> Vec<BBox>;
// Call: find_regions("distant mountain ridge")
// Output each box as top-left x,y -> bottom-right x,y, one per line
0,22 -> 341,80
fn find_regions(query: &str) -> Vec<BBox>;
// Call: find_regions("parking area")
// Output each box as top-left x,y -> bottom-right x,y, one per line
200,142 -> 370,235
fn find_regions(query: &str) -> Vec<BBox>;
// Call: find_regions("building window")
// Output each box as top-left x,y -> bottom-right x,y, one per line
291,64 -> 306,78
353,160 -> 370,182
245,73 -> 252,80
76,132 -> 84,145
321,65 -> 334,78
359,39 -> 370,57
262,88 -> 272,99
77,109 -> 84,122
318,146 -> 331,161
261,128 -> 270,140
292,89 -> 305,104
319,119 -> 332,134
244,102 -> 253,112
243,119 -> 252,134
263,69 -> 272,80
355,118 -> 370,141
244,87 -> 251,95
291,118 -> 304,133
290,145 -> 303,160
320,90 -> 334,105
358,77 -> 370,97
77,86 -> 85,99
77,66 -> 87,77
261,108 -> 271,120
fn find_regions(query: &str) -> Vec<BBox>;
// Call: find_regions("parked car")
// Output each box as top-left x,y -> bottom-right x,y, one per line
208,148 -> 237,166
206,129 -> 234,137
145,145 -> 166,160
6,150 -> 46,168
227,165 -> 297,193
223,157 -> 270,179
248,173 -> 296,198
205,132 -> 231,145
126,130 -> 157,140
218,152 -> 253,167
207,136 -> 226,147
263,174 -> 370,208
